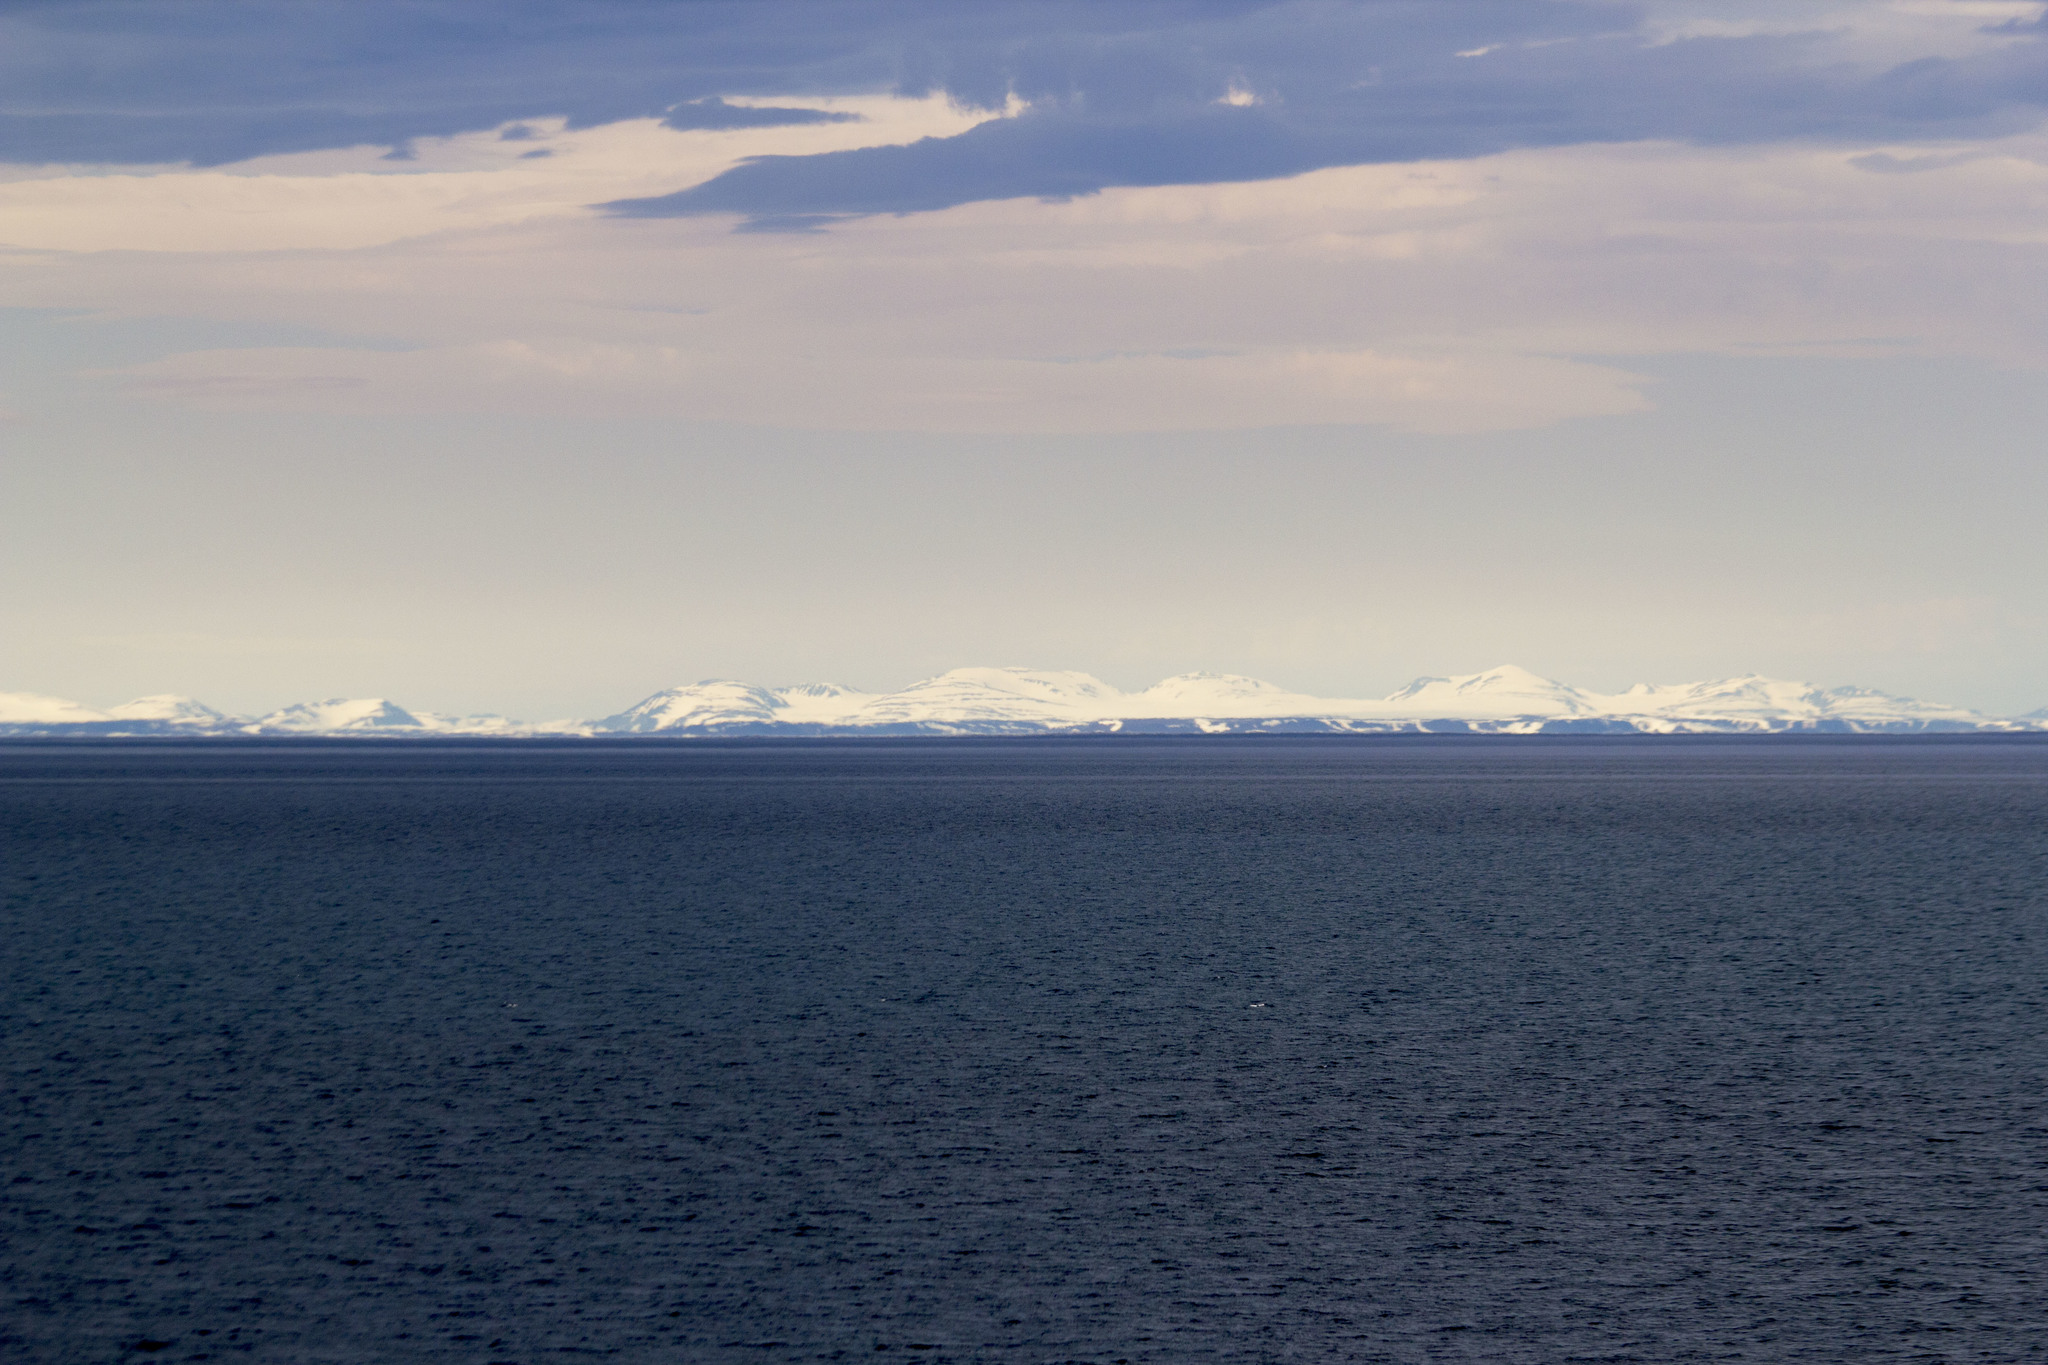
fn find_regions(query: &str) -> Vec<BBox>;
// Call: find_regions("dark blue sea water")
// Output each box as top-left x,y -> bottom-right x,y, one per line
3,739 -> 2046,1363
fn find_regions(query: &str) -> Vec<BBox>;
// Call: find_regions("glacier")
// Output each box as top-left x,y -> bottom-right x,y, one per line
1,664 -> 2040,737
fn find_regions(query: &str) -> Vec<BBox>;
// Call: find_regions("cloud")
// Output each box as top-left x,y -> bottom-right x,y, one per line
11,6 -> 2048,437
618,22 -> 2048,223
661,98 -> 861,132
0,95 -> 991,253
12,0 -> 2048,223
605,106 -> 1357,220
35,129 -> 2047,433
0,0 -> 1173,165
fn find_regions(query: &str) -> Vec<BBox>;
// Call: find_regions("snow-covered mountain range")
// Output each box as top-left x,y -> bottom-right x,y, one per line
2,665 -> 2040,736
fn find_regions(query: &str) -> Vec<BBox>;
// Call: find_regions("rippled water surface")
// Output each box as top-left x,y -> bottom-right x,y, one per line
4,739 -> 2046,1363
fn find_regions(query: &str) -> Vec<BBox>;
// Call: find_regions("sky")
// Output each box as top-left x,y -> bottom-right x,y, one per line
4,0 -> 2048,718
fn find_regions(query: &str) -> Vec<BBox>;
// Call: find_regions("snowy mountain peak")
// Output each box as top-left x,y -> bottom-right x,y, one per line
1388,664 -> 1574,695
825,668 -> 1123,731
1384,665 -> 1595,718
107,694 -> 227,724
597,680 -> 786,733
1131,673 -> 1305,717
899,667 -> 1122,703
1147,671 -> 1291,696
257,698 -> 425,732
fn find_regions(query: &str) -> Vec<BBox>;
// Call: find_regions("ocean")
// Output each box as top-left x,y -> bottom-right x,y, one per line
3,738 -> 2045,1362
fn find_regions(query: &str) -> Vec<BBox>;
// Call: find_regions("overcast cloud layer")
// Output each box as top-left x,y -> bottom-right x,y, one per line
3,0 -> 2047,714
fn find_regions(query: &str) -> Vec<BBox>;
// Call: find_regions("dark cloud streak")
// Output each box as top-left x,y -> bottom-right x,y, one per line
661,99 -> 860,132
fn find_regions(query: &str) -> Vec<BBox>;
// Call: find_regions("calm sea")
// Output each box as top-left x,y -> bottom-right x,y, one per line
4,739 -> 2045,1363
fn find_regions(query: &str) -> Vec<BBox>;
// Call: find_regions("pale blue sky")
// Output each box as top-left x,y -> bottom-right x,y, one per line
4,1 -> 2047,716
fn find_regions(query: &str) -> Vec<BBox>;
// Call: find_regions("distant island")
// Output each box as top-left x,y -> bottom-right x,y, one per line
3,665 -> 2041,736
